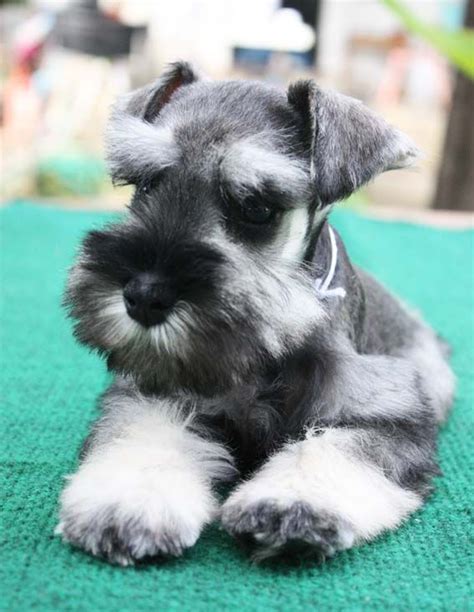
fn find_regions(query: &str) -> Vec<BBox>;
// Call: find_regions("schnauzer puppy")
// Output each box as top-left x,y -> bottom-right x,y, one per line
57,62 -> 455,565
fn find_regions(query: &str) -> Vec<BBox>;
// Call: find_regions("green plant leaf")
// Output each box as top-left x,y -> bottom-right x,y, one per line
381,0 -> 474,79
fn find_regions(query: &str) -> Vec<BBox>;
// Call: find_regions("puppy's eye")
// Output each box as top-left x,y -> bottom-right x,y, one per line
240,197 -> 275,225
138,180 -> 155,196
137,172 -> 165,195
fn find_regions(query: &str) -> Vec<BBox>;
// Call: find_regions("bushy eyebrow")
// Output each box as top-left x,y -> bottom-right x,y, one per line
105,112 -> 180,184
219,138 -> 310,204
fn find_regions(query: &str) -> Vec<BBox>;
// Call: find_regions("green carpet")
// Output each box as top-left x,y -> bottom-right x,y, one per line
1,201 -> 473,611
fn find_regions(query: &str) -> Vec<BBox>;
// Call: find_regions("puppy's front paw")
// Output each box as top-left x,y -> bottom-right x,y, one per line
57,458 -> 215,565
221,499 -> 354,562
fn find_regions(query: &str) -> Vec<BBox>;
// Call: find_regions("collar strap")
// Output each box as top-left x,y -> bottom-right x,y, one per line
314,226 -> 346,299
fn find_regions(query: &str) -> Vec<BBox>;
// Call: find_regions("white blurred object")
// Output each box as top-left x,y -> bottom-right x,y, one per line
99,0 -> 153,27
232,8 -> 315,53
405,43 -> 450,106
143,0 -> 244,77
143,0 -> 315,79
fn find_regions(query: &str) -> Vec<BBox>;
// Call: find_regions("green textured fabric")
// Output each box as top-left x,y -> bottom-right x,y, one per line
1,201 -> 473,611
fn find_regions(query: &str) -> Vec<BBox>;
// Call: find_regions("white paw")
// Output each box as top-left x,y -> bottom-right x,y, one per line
57,451 -> 216,565
221,430 -> 422,561
221,479 -> 355,562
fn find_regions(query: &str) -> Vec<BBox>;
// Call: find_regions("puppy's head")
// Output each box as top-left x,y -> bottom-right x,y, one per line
66,62 -> 417,395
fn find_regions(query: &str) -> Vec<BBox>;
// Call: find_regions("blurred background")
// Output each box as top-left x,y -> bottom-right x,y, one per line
1,0 -> 473,217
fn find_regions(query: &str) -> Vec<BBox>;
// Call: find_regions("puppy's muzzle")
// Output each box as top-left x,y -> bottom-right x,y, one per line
123,272 -> 177,327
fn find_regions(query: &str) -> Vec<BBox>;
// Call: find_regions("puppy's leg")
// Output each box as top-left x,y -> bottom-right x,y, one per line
399,325 -> 456,423
57,379 -> 234,565
221,353 -> 440,561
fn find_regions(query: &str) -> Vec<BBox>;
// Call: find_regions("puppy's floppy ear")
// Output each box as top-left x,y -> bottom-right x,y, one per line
105,62 -> 199,185
121,61 -> 199,122
288,80 -> 419,206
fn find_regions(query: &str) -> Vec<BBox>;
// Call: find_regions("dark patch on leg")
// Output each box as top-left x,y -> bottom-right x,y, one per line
221,500 -> 353,563
58,504 -> 192,566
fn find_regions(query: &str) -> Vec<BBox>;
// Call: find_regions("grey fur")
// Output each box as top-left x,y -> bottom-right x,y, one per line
58,63 -> 455,565
288,80 -> 419,205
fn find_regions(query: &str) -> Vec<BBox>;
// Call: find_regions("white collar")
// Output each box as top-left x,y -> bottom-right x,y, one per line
314,225 -> 346,299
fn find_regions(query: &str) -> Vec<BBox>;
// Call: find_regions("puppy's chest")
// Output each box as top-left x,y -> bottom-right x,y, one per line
195,400 -> 275,473
195,375 -> 316,473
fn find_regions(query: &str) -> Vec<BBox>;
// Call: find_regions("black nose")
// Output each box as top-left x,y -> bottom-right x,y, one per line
123,273 -> 177,327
